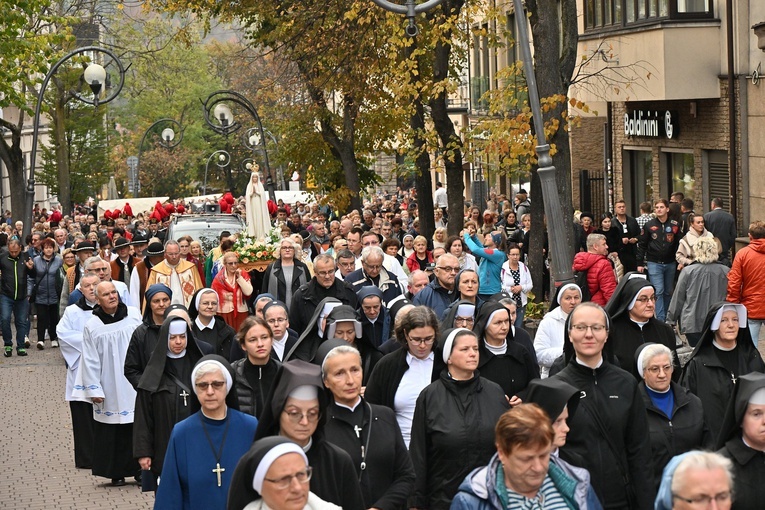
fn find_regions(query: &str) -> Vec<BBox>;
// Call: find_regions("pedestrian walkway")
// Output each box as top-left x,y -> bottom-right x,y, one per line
0,345 -> 154,509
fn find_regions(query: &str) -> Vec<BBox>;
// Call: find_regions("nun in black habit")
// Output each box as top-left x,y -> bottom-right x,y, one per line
716,372 -> 765,510
472,301 -> 539,401
188,287 -> 236,361
252,360 -> 365,510
323,305 -> 382,385
285,297 -> 342,362
487,291 -> 539,366
604,277 -> 679,380
132,315 -> 204,489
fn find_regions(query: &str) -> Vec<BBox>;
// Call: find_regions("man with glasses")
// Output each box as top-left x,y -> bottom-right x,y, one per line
289,254 -> 358,335
335,249 -> 357,280
345,246 -> 403,305
146,240 -> 203,308
68,256 -> 135,309
358,230 -> 408,289
262,300 -> 297,362
412,253 -> 460,318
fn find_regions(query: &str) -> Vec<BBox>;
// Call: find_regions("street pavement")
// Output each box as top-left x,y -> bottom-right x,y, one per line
0,342 -> 154,509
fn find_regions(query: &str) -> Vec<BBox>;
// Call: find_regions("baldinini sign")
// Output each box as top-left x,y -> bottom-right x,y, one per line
624,110 -> 678,139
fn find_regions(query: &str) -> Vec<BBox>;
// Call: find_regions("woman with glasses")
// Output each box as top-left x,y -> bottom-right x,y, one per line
231,316 -> 280,419
473,302 -> 539,402
189,288 -> 236,362
604,277 -> 678,381
635,343 -> 710,491
212,251 -> 254,332
316,341 -> 415,510
441,300 -> 477,331
253,360 -> 365,510
409,329 -> 509,509
227,436 -> 340,510
154,355 -> 258,510
262,238 -> 310,313
365,306 -> 445,448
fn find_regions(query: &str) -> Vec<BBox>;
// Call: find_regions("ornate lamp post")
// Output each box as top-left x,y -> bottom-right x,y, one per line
369,0 -> 445,36
202,90 -> 274,201
25,46 -> 126,240
511,0 -> 574,285
203,150 -> 231,196
135,118 -> 184,197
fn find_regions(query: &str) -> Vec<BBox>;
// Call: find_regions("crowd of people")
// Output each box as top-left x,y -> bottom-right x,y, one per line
5,184 -> 764,509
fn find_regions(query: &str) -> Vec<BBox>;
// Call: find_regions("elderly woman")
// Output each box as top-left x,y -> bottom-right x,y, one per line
667,237 -> 730,346
212,251 -> 254,332
533,284 -> 582,378
29,237 -> 63,349
635,343 -> 710,491
227,437 -> 341,510
252,360 -> 365,509
316,341 -> 415,510
290,233 -> 315,277
681,302 -> 765,440
654,451 -> 734,510
501,243 -> 532,330
605,277 -> 678,380
155,355 -> 259,509
365,306 -> 446,448
189,288 -> 236,361
262,238 -> 310,313
406,235 -> 433,274
409,328 -> 510,508
133,316 -> 205,490
716,371 -> 765,510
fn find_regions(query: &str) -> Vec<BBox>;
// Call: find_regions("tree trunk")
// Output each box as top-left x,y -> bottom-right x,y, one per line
0,117 -> 28,221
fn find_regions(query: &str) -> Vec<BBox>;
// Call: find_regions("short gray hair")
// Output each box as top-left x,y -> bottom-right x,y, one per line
164,239 -> 180,250
640,343 -> 672,373
361,246 -> 384,263
408,269 -> 427,287
321,344 -> 361,379
313,253 -> 335,267
193,363 -> 225,384
83,256 -> 106,272
586,233 -> 606,251
670,451 -> 733,496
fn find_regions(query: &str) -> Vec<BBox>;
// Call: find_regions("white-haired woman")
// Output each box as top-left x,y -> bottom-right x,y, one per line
155,355 -> 258,510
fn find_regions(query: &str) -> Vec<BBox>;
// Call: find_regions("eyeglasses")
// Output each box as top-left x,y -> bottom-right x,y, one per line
93,267 -> 108,272
195,380 -> 226,391
283,408 -> 320,423
570,324 -> 607,333
316,270 -> 335,278
363,263 -> 382,271
454,317 -> 474,325
408,335 -> 435,345
281,246 -> 294,251
646,365 -> 673,375
225,262 -> 238,266
672,491 -> 731,507
267,317 -> 288,325
437,266 -> 460,273
264,467 -> 313,490
635,295 -> 658,303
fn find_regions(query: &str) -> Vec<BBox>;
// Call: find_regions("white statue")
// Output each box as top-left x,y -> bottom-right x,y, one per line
245,167 -> 271,239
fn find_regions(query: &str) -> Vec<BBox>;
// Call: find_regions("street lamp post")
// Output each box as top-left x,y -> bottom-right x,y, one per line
25,46 -> 126,240
369,0 -> 446,36
511,0 -> 573,285
203,150 -> 231,196
135,118 -> 184,198
201,90 -> 275,201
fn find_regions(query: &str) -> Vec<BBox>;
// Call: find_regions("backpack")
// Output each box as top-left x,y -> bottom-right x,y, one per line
573,269 -> 592,302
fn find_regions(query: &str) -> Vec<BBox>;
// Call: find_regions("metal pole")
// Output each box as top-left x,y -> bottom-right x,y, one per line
203,150 -> 231,196
135,118 -> 183,198
512,0 -> 573,284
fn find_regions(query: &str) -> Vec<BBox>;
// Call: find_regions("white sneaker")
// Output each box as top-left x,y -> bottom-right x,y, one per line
24,336 -> 30,348
51,340 -> 59,348
36,340 -> 44,350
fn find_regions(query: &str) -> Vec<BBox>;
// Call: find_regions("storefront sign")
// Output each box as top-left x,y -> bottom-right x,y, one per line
624,110 -> 678,139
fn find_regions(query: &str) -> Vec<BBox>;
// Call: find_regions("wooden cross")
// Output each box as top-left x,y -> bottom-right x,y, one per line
180,390 -> 189,407
212,463 -> 225,487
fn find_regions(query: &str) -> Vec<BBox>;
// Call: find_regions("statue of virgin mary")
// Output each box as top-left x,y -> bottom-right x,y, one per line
245,167 -> 272,239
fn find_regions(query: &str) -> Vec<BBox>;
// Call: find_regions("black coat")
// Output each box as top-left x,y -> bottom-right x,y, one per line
324,400 -> 415,510
260,258 -> 310,309
289,278 -> 358,335
409,370 -> 510,510
612,214 -> 641,272
365,347 -> 445,411
640,381 -> 712,492
231,357 -> 280,419
191,317 -> 235,361
554,359 -> 654,510
719,437 -> 765,510
124,321 -> 162,390
610,315 -> 679,381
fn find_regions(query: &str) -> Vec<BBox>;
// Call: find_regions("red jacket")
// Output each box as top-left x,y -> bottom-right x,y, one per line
572,251 -> 617,306
406,250 -> 434,273
727,238 -> 765,319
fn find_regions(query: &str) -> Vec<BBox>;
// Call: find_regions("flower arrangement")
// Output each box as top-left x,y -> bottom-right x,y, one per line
233,226 -> 281,263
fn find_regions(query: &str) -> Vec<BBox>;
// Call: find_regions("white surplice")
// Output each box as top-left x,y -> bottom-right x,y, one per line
57,303 -> 94,402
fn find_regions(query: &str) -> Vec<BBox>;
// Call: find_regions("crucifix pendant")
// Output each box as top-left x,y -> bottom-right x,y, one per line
180,390 -> 189,407
212,462 -> 225,487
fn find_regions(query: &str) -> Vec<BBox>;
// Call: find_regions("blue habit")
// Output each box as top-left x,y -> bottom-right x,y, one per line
155,409 -> 258,510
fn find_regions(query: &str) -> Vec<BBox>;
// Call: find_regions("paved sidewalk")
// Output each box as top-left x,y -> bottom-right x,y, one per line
0,343 -> 154,509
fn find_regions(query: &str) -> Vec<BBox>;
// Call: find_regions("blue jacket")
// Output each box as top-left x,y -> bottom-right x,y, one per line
412,278 -> 455,319
463,233 -> 506,295
450,452 -> 602,510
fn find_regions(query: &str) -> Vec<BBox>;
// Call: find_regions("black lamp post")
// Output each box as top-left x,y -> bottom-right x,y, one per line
25,46 -> 126,240
201,90 -> 274,201
203,150 -> 231,196
135,118 -> 183,197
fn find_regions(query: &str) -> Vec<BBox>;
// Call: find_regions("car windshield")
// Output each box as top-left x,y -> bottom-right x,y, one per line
168,216 -> 244,253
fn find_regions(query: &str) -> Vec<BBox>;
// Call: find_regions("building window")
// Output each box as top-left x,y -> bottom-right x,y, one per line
626,149 -> 654,212
585,0 -> 710,30
667,152 -> 695,199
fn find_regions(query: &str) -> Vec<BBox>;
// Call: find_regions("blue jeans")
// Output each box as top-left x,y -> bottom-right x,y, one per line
749,319 -> 765,348
514,306 -> 525,331
645,261 -> 676,322
1,294 -> 30,349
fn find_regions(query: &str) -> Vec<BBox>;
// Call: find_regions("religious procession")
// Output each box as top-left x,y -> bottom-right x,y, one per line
0,180 -> 761,510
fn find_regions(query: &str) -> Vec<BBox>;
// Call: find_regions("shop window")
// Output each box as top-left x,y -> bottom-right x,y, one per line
627,149 -> 653,212
668,152 -> 695,199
